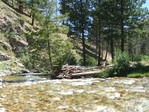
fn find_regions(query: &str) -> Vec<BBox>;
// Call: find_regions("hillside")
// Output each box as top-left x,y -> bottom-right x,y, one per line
0,0 -> 112,76
0,1 -> 31,76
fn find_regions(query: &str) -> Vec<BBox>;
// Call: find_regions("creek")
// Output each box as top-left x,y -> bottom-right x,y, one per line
0,73 -> 149,112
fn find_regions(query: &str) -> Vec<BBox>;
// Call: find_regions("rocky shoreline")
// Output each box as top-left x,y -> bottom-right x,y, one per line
0,59 -> 27,77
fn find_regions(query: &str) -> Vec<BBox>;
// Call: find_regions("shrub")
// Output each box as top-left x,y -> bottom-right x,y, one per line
20,54 -> 34,70
113,50 -> 130,76
86,56 -> 98,66
142,55 -> 149,61
65,53 -> 77,65
80,56 -> 97,66
94,72 -> 110,78
133,55 -> 142,61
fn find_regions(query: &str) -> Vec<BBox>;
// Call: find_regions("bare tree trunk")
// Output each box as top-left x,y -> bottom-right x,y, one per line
18,0 -> 23,13
121,0 -> 124,52
80,0 -> 86,66
82,29 -> 86,66
110,37 -> 114,60
31,0 -> 35,26
97,32 -> 101,66
47,40 -> 53,71
105,41 -> 109,60
97,18 -> 101,65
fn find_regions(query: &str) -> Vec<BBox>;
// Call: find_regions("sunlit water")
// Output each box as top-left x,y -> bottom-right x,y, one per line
0,74 -> 149,112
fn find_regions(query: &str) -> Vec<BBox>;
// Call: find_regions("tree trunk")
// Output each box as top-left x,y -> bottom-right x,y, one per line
121,0 -> 124,52
32,15 -> 35,26
47,40 -> 53,71
110,37 -> 114,60
97,17 -> 101,66
31,0 -> 34,26
97,34 -> 101,66
80,0 -> 86,66
105,41 -> 109,60
82,29 -> 86,66
96,30 -> 98,59
18,0 -> 23,13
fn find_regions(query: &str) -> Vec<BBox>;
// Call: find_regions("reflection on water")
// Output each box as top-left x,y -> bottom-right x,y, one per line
0,74 -> 149,112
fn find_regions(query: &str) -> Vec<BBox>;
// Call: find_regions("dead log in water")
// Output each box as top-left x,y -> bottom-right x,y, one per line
70,70 -> 107,78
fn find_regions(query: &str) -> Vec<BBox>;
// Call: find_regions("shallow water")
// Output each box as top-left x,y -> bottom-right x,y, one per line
0,74 -> 149,112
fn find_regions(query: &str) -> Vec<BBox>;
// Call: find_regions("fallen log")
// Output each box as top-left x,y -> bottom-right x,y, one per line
70,70 -> 107,78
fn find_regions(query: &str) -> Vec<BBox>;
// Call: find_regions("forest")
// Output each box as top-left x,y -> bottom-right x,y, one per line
1,0 -> 149,78
1,0 -> 149,112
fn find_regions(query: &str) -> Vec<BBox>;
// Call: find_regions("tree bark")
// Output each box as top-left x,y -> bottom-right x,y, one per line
47,40 -> 53,71
110,37 -> 114,60
97,32 -> 101,66
31,0 -> 34,26
18,0 -> 23,13
121,0 -> 124,52
80,0 -> 86,66
105,41 -> 109,60
82,29 -> 86,66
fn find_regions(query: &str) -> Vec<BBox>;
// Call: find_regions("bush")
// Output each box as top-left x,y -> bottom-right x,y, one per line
20,54 -> 33,70
133,55 -> 142,61
86,56 -> 98,66
113,50 -> 130,76
142,55 -> 149,61
65,53 -> 77,65
80,56 -> 97,66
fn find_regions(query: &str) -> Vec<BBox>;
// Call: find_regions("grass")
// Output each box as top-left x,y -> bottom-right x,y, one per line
94,72 -> 110,78
127,72 -> 149,78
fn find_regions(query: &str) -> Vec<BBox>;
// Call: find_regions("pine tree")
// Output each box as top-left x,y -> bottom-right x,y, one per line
27,0 -> 73,74
60,0 -> 90,66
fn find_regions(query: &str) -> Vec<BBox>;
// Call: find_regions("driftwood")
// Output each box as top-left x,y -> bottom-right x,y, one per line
55,65 -> 110,79
71,70 -> 106,78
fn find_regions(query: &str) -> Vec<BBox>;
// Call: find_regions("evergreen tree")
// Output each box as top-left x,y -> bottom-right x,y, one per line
27,0 -> 73,74
60,0 -> 91,65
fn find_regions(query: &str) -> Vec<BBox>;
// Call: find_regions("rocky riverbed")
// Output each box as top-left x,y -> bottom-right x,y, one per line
0,75 -> 149,112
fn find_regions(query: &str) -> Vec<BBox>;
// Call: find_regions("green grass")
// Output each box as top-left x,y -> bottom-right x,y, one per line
94,72 -> 110,78
127,72 -> 149,78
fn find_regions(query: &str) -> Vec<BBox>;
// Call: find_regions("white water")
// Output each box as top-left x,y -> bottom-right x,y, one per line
1,74 -> 149,112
